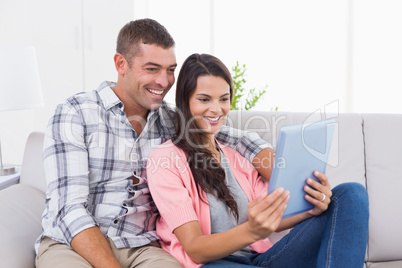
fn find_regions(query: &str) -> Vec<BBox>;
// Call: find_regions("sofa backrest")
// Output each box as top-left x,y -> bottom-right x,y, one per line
227,111 -> 366,188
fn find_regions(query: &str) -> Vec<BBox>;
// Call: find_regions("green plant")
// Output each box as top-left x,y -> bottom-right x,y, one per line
230,61 -> 276,111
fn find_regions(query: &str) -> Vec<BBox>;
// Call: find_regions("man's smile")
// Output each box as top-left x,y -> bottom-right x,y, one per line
146,88 -> 164,96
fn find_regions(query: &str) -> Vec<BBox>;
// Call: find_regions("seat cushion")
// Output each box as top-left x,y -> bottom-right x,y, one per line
367,261 -> 402,268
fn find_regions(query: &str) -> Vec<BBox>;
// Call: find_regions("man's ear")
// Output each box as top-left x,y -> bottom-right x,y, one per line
114,53 -> 127,75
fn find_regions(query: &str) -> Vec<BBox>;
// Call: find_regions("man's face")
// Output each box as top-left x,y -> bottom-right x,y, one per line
122,43 -> 177,114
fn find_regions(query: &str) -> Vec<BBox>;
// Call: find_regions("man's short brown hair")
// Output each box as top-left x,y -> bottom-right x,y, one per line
116,18 -> 175,67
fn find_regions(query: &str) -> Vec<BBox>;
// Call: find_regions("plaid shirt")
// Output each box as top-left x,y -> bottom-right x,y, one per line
35,81 -> 271,252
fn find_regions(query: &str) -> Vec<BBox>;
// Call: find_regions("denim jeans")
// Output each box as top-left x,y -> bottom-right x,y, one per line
202,182 -> 369,268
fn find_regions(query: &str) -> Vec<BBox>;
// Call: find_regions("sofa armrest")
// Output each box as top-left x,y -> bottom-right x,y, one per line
0,183 -> 45,268
20,131 -> 46,193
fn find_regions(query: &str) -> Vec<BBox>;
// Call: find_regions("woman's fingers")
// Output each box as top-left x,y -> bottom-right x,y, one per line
311,171 -> 331,189
306,172 -> 332,198
247,188 -> 290,239
304,171 -> 332,215
250,188 -> 289,216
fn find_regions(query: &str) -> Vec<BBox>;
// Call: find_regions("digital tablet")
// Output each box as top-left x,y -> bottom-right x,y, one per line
268,119 -> 336,219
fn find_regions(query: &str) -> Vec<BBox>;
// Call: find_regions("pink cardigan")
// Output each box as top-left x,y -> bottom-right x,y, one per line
147,140 -> 273,268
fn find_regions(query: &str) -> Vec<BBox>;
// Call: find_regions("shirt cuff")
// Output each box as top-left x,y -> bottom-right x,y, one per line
238,131 -> 273,162
59,204 -> 98,245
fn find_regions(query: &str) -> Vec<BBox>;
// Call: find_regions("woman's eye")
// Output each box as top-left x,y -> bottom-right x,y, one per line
198,98 -> 209,102
221,98 -> 230,102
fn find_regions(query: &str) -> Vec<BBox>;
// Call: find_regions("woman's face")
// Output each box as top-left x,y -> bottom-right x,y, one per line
189,75 -> 231,137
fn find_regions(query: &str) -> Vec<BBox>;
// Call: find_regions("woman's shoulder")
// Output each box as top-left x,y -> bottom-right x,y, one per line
150,139 -> 185,157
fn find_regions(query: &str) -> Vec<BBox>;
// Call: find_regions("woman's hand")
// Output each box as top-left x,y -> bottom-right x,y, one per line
173,188 -> 289,264
246,187 -> 290,241
304,171 -> 332,216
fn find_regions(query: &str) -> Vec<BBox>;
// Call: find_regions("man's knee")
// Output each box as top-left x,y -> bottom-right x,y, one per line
36,237 -> 92,268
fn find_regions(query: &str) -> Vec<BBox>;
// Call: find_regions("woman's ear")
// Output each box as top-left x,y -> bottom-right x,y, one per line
114,53 -> 127,76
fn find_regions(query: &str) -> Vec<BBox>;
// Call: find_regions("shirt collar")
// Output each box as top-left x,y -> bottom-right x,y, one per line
147,108 -> 159,122
96,81 -> 169,125
96,81 -> 123,110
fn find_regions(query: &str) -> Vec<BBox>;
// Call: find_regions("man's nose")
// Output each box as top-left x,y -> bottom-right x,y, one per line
155,71 -> 169,88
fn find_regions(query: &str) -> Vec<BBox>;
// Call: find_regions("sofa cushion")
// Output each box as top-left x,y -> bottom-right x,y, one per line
367,261 -> 402,268
0,183 -> 45,268
363,114 -> 402,262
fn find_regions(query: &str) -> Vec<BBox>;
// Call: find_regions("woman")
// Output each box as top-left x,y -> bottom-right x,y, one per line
147,53 -> 369,267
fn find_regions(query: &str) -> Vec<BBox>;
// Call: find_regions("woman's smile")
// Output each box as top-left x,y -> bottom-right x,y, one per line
204,115 -> 223,125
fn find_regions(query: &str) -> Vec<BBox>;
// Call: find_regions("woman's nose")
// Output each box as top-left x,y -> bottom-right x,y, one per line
208,100 -> 220,113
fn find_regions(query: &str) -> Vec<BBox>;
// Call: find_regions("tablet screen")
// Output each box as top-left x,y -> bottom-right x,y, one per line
268,119 -> 336,218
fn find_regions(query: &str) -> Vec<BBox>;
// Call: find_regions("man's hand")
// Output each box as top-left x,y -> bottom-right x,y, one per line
71,226 -> 121,268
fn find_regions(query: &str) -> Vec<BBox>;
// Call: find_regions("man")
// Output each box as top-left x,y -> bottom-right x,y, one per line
35,19 -> 277,268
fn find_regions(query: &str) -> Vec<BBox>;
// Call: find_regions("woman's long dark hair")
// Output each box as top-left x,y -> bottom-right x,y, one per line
173,53 -> 239,221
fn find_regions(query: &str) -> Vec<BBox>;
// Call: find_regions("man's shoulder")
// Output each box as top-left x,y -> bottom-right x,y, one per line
51,91 -> 99,119
64,91 -> 97,105
58,82 -> 114,110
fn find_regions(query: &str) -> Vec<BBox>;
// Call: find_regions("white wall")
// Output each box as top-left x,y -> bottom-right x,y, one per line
1,0 -> 41,166
351,0 -> 402,113
0,0 -> 134,165
1,0 -> 402,165
135,0 -> 402,114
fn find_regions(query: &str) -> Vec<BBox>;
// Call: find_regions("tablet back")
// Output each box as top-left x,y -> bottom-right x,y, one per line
268,119 -> 336,219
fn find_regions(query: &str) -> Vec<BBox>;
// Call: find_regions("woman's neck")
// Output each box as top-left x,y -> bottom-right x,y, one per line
204,135 -> 220,160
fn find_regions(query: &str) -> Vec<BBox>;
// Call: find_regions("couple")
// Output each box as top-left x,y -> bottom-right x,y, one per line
35,19 -> 369,268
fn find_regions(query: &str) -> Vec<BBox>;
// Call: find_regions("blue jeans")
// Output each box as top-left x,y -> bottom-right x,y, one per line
203,183 -> 369,268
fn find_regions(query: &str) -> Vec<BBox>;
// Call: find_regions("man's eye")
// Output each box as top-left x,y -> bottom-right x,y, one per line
169,68 -> 176,73
147,68 -> 157,71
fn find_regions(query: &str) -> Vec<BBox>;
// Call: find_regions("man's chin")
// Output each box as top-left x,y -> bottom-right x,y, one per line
148,100 -> 164,111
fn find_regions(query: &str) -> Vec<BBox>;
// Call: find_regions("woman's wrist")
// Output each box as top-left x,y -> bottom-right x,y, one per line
243,221 -> 267,243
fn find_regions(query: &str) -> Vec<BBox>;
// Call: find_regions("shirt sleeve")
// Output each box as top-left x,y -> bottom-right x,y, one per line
43,101 -> 98,245
215,125 -> 273,163
147,144 -> 199,232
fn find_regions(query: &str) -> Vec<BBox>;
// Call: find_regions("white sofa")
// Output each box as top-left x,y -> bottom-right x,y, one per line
1,111 -> 401,267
